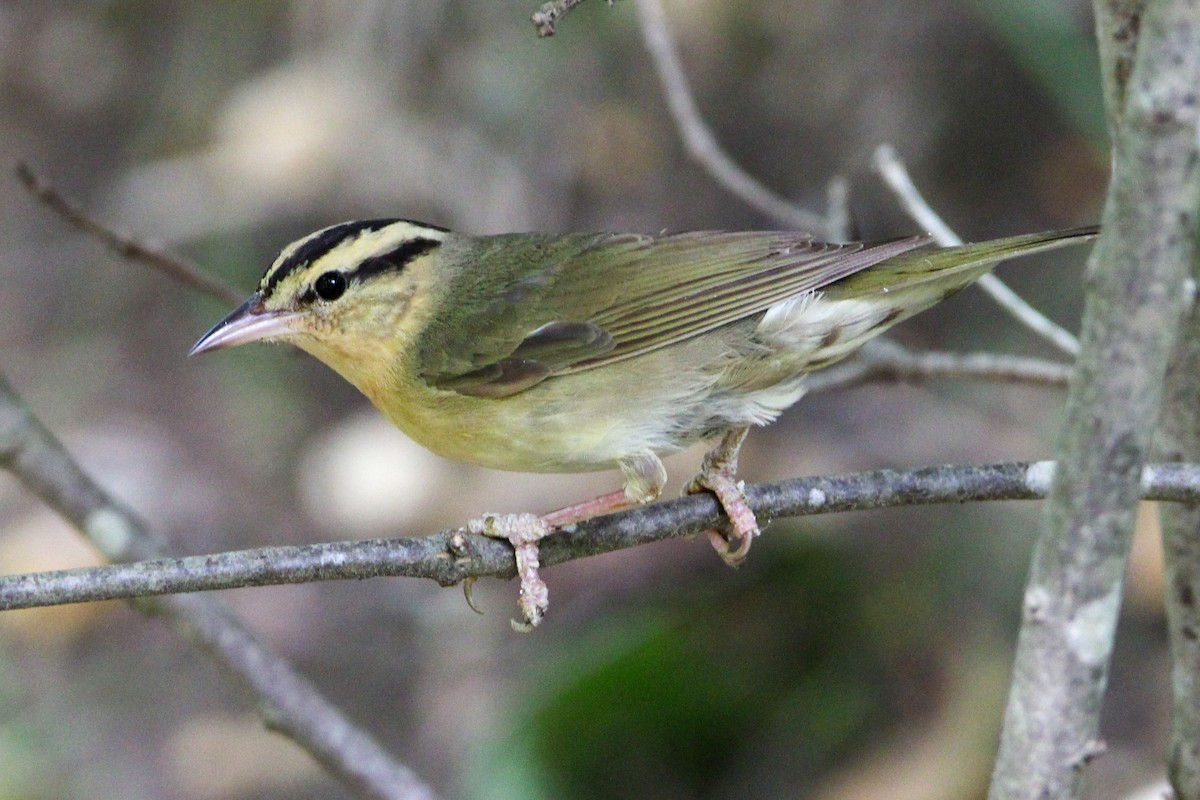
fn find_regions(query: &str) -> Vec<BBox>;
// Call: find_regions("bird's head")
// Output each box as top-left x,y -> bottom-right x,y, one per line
191,218 -> 451,391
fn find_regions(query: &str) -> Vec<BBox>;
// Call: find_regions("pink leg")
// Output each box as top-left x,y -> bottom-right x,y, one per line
687,427 -> 761,567
468,512 -> 549,631
541,488 -> 637,528
471,453 -> 667,631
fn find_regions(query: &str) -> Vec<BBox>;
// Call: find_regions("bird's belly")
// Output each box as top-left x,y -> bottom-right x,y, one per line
376,372 -> 704,474
372,330 -> 809,474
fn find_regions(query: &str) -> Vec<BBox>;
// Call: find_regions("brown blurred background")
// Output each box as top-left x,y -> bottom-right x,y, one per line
0,1 -> 1159,798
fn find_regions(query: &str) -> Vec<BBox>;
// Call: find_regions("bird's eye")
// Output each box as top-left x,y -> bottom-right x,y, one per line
314,271 -> 347,301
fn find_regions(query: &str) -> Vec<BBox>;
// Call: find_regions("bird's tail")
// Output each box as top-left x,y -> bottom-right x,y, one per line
824,225 -> 1098,300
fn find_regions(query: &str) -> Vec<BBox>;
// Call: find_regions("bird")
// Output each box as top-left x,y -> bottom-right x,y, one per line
191,219 -> 1096,628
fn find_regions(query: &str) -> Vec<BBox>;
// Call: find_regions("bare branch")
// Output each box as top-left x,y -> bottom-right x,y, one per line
0,374 -> 440,800
872,145 -> 1083,356
531,0 -> 599,36
16,162 -> 245,307
806,339 -> 1072,395
5,459 -> 1200,614
633,0 -> 833,236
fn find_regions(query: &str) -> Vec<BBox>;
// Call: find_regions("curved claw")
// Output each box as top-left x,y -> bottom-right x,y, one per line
462,576 -> 485,615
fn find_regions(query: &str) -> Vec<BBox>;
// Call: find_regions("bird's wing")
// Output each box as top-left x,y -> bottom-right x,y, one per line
415,230 -> 932,397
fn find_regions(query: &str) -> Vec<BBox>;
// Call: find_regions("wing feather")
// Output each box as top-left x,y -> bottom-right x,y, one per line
415,230 -> 934,396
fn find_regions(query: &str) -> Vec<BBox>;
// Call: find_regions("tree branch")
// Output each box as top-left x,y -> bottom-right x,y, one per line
16,162 -> 245,306
530,0 -> 601,36
4,460 -> 1200,613
989,1 -> 1200,797
1155,279 -> 1200,800
0,374 -> 440,800
806,339 -> 1071,395
1093,0 -> 1149,131
1145,5 -> 1200,793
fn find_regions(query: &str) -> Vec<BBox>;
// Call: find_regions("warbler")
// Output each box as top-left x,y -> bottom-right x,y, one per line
192,220 -> 1095,628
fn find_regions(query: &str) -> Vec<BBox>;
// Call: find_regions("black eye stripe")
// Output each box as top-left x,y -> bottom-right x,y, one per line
347,238 -> 442,282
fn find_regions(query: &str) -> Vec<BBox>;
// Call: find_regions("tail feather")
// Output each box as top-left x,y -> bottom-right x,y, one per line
824,225 -> 1098,299
754,225 -> 1096,373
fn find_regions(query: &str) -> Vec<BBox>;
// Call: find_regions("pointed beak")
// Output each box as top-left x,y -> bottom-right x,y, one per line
189,294 -> 303,355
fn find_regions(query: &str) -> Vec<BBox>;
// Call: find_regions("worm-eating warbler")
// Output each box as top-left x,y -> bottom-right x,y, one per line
192,220 -> 1096,628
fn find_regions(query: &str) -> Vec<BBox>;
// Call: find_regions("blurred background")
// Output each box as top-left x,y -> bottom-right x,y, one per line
0,1 -> 1158,798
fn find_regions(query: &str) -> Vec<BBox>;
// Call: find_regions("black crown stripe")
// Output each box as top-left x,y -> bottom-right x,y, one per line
261,219 -> 449,298
348,237 -> 443,283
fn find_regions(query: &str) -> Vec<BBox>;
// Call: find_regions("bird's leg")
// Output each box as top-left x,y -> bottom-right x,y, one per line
471,452 -> 667,631
468,512 -> 550,632
540,488 -> 640,528
687,426 -> 760,567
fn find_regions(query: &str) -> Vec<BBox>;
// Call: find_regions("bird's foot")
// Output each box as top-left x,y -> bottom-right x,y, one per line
468,478 -> 661,631
501,487 -> 649,629
688,469 -> 760,567
687,427 -> 760,567
468,512 -> 551,632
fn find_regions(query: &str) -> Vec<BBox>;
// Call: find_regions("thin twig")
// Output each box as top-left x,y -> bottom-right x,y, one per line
633,0 -> 833,236
806,339 -> 1072,395
15,162 -> 245,307
872,145 -> 1083,357
4,459 -> 1200,613
531,0 -> 599,36
0,375 -> 439,800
